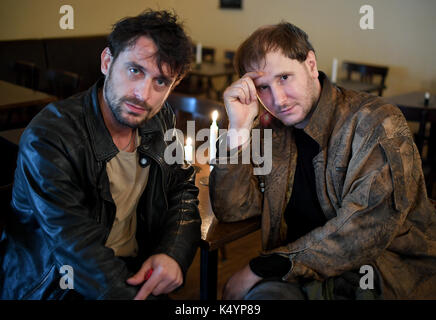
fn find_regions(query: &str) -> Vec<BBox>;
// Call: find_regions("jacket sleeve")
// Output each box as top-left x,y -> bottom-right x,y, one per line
150,108 -> 202,277
209,133 -> 263,222
151,162 -> 201,276
13,122 -> 137,299
266,106 -> 426,281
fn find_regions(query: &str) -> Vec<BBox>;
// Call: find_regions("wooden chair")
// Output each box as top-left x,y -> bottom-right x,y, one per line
45,69 -> 80,99
13,60 -> 41,90
342,61 -> 389,96
202,47 -> 215,64
174,47 -> 216,97
167,92 -> 227,136
224,50 -> 235,67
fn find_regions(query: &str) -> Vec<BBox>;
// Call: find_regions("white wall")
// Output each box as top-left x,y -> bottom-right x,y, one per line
1,0 -> 435,96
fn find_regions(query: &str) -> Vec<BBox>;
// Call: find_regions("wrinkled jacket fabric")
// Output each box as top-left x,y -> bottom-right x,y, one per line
0,79 -> 201,299
210,72 -> 436,299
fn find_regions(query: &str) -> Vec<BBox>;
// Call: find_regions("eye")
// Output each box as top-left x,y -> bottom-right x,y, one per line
257,85 -> 269,91
128,67 -> 140,75
280,75 -> 289,81
156,78 -> 169,87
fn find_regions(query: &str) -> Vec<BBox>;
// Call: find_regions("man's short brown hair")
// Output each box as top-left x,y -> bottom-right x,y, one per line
234,22 -> 315,77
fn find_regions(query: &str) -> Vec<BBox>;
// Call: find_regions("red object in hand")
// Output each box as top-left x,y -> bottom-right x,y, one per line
144,269 -> 153,281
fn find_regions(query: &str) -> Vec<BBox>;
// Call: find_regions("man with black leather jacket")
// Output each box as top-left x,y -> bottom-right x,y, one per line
0,10 -> 201,300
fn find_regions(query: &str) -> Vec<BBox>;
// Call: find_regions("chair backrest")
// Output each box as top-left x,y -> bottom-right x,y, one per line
224,50 -> 235,67
14,60 -> 41,90
45,69 -> 80,99
167,92 -> 227,140
342,61 -> 389,96
202,47 -> 215,63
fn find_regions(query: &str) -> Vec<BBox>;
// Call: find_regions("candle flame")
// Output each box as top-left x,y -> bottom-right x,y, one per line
212,110 -> 218,122
186,137 -> 192,145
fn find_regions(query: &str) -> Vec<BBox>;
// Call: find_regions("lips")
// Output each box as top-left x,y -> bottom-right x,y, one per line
279,104 -> 296,114
125,101 -> 147,114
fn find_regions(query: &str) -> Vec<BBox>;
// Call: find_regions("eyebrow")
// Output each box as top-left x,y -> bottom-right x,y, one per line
255,71 -> 294,86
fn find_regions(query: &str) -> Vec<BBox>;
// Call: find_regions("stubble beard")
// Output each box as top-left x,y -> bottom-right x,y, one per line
103,71 -> 153,129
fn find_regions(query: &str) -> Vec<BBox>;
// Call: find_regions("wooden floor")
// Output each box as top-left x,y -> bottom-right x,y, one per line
169,230 -> 262,300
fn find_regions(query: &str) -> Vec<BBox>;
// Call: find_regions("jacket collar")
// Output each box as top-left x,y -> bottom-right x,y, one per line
304,71 -> 340,149
84,78 -> 163,162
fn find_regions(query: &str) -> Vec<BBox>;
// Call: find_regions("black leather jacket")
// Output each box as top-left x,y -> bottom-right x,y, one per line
0,80 -> 201,299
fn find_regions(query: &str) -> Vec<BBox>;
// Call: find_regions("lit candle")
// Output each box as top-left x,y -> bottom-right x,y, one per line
196,43 -> 202,65
210,110 -> 218,169
184,137 -> 193,163
424,92 -> 430,106
331,57 -> 338,83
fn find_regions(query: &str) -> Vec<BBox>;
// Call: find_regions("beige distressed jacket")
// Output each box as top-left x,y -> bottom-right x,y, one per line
210,73 -> 436,299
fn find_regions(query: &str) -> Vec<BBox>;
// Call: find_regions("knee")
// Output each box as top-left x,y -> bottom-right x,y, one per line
244,280 -> 305,300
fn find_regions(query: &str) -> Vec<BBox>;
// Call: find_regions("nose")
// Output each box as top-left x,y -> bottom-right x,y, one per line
134,77 -> 153,102
271,84 -> 287,107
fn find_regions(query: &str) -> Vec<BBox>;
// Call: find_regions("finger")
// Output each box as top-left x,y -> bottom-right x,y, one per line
151,278 -> 172,296
153,268 -> 183,295
126,261 -> 152,286
153,276 -> 182,296
226,86 -> 249,105
242,71 -> 263,81
133,270 -> 160,300
237,79 -> 252,105
243,77 -> 258,104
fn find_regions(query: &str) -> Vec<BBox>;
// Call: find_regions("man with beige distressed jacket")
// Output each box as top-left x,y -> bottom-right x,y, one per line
209,22 -> 436,299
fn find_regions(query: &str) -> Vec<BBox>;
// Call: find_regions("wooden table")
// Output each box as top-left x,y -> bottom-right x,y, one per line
0,80 -> 57,130
195,163 -> 261,300
189,62 -> 235,100
0,127 -> 24,145
0,80 -> 57,111
336,79 -> 384,95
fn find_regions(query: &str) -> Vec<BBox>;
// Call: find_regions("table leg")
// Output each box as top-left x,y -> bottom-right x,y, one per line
416,109 -> 428,155
200,247 -> 218,300
206,77 -> 213,99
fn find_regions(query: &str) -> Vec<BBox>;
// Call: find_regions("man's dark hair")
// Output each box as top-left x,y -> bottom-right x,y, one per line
234,22 -> 315,77
107,9 -> 193,81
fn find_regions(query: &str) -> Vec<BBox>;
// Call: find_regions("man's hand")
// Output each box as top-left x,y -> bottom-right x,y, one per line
222,263 -> 262,300
126,253 -> 183,300
223,72 -> 263,131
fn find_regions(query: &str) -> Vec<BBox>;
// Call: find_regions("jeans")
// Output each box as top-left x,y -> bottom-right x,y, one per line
244,279 -> 306,300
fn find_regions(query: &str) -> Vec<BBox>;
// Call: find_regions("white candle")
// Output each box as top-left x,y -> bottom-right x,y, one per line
184,137 -> 193,163
196,43 -> 202,65
209,110 -> 219,168
331,58 -> 338,83
424,92 -> 430,106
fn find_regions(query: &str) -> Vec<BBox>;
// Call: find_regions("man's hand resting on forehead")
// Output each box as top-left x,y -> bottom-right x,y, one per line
223,71 -> 263,131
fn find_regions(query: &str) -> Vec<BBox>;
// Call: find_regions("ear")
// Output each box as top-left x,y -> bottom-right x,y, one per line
305,51 -> 319,79
101,47 -> 113,76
